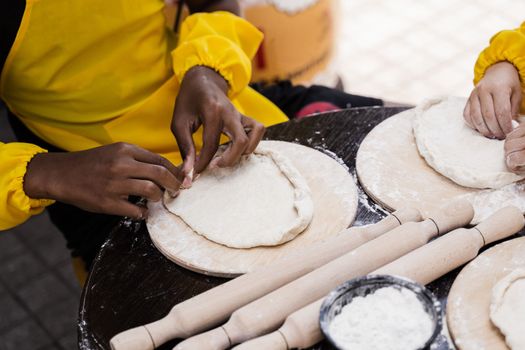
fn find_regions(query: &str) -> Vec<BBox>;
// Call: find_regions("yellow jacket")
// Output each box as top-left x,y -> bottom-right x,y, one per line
474,21 -> 525,112
0,0 -> 287,230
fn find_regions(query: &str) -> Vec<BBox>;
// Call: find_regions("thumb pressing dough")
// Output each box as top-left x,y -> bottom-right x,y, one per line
164,146 -> 314,248
490,269 -> 525,350
413,96 -> 525,189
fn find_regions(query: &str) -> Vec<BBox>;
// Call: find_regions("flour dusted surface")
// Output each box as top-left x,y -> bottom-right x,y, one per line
356,106 -> 525,225
329,286 -> 433,350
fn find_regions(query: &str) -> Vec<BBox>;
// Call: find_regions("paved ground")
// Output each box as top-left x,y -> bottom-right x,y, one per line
1,1 -> 524,349
0,106 -> 80,350
334,0 -> 525,104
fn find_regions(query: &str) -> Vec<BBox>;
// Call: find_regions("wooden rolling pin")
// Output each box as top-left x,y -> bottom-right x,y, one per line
174,200 -> 473,350
110,208 -> 421,350
234,205 -> 525,350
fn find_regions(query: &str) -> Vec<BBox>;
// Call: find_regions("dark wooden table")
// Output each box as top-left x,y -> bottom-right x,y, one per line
79,106 -> 464,350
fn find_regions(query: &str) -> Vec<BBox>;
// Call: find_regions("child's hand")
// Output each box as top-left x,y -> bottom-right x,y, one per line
464,61 -> 522,139
505,124 -> 525,174
172,66 -> 265,187
24,143 -> 182,219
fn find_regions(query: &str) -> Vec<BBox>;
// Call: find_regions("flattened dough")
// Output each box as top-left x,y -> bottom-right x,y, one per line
490,269 -> 525,350
164,146 -> 314,248
413,96 -> 525,189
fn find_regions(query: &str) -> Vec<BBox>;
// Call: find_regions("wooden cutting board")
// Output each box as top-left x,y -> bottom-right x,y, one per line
355,108 -> 524,224
356,109 -> 474,218
147,140 -> 358,277
447,236 -> 525,350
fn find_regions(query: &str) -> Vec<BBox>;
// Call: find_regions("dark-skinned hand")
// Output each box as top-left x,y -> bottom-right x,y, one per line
24,142 -> 182,219
171,65 -> 265,187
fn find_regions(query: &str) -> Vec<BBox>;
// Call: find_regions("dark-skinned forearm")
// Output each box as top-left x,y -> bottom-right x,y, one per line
184,65 -> 229,95
24,152 -> 65,200
23,143 -> 182,218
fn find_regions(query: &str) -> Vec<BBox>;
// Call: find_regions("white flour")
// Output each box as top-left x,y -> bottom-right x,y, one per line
329,286 -> 433,350
458,182 -> 525,224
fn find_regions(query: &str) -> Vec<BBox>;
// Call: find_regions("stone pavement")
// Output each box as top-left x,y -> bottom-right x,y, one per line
0,106 -> 80,350
335,0 -> 525,104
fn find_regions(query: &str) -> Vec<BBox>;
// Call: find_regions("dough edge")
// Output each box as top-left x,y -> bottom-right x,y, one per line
253,145 -> 315,247
490,268 -> 525,350
163,145 -> 314,248
413,96 -> 525,189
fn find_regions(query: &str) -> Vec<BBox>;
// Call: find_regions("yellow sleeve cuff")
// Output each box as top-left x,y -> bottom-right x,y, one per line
474,22 -> 525,87
0,143 -> 55,230
171,11 -> 263,97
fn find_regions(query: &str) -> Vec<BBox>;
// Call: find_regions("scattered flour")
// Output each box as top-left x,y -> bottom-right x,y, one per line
458,182 -> 525,224
329,286 -> 433,350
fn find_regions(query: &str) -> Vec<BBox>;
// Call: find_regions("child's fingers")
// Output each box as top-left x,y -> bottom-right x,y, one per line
479,92 -> 504,139
507,124 -> 525,140
469,94 -> 491,137
171,113 -> 198,187
504,137 -> 525,155
194,115 -> 222,175
241,115 -> 265,155
212,110 -> 251,169
492,90 -> 514,135
510,89 -> 523,118
506,150 -> 525,173
506,127 -> 525,174
463,99 -> 474,128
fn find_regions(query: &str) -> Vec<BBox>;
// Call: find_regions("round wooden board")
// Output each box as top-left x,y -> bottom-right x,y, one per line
355,108 -> 525,223
447,236 -> 525,350
146,140 -> 358,277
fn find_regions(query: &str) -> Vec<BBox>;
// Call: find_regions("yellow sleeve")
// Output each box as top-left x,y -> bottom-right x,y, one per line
474,21 -> 525,87
0,142 -> 54,230
171,11 -> 263,97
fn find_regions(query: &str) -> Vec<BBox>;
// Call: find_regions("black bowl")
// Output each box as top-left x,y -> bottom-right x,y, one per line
319,274 -> 442,350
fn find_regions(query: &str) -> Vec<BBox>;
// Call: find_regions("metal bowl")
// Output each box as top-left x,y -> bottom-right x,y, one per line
319,274 -> 442,350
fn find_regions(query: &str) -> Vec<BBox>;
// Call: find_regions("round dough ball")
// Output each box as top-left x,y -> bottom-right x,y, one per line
164,146 -> 314,248
413,96 -> 525,189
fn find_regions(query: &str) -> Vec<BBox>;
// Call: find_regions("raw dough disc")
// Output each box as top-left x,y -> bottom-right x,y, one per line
164,146 -> 313,248
490,269 -> 525,350
447,237 -> 525,350
413,96 -> 525,189
356,108 -> 525,224
147,141 -> 358,277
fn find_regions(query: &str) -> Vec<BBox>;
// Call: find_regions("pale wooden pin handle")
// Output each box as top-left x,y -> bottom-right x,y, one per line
235,205 -> 524,350
174,201 -> 473,350
376,205 -> 525,284
475,205 -> 524,244
424,199 -> 475,234
109,208 -> 421,350
232,299 -> 323,350
233,332 -> 288,350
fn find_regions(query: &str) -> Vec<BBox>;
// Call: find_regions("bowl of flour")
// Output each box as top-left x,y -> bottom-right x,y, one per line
319,275 -> 442,350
